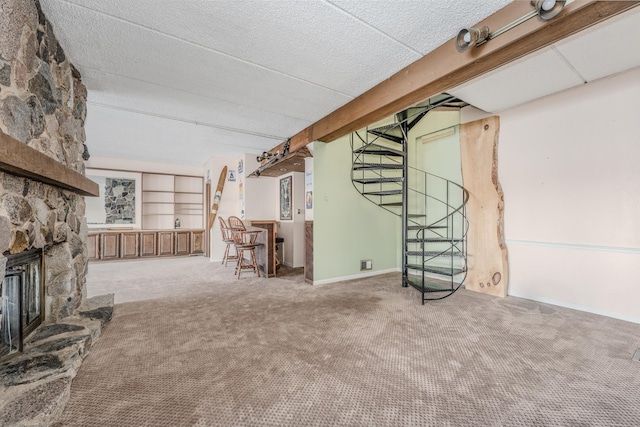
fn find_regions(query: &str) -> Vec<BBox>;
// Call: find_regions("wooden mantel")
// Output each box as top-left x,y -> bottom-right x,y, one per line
0,131 -> 99,197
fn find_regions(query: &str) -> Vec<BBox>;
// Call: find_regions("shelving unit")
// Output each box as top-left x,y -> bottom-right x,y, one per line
141,173 -> 203,230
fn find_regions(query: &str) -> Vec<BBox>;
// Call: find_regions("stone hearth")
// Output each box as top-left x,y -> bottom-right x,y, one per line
0,0 -> 111,424
0,295 -> 113,426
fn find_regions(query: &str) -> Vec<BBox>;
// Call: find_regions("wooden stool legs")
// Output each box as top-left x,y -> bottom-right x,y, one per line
235,246 -> 260,278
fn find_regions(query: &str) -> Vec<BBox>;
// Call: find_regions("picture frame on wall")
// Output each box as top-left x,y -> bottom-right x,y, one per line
280,176 -> 292,220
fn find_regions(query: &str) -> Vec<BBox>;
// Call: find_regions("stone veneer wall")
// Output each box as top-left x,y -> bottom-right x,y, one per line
0,0 -> 89,323
104,178 -> 135,224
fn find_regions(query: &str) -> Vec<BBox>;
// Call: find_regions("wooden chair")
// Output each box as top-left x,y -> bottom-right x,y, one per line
228,216 -> 246,231
230,227 -> 262,279
218,217 -> 237,267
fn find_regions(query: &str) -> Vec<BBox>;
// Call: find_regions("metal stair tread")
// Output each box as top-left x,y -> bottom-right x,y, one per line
353,144 -> 405,157
406,237 -> 464,243
407,225 -> 447,230
363,190 -> 403,196
353,177 -> 403,184
406,264 -> 465,276
405,277 -> 459,293
353,163 -> 404,170
379,202 -> 402,207
406,251 -> 464,258
367,124 -> 404,144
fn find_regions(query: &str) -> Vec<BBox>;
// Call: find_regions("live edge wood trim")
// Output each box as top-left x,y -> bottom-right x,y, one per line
0,131 -> 99,197
267,0 -> 640,155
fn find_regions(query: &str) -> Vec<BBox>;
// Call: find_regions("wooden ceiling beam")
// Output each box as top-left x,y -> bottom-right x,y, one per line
268,0 -> 639,155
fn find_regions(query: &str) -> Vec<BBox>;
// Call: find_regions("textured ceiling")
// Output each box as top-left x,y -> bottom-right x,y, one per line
40,0 -> 512,166
449,6 -> 640,113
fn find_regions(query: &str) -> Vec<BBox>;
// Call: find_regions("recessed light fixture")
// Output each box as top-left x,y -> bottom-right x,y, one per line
293,162 -> 301,166
279,168 -> 287,171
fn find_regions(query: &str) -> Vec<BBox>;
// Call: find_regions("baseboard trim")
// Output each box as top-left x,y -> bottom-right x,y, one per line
508,290 -> 640,325
313,268 -> 401,286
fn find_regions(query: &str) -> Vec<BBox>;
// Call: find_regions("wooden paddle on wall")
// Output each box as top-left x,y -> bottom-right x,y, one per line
209,166 -> 227,229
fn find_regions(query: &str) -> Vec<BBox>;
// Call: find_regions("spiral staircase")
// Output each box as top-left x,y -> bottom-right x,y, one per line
350,94 -> 470,303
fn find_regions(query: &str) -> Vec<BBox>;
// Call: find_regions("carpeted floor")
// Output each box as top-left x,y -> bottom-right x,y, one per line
54,257 -> 640,426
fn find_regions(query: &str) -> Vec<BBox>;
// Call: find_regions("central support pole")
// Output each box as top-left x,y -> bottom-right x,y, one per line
401,119 -> 409,288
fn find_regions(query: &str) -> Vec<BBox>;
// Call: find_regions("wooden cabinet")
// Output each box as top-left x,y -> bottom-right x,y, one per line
87,233 -> 99,261
251,220 -> 277,277
158,231 -> 174,256
100,233 -> 119,260
120,232 -> 140,258
191,230 -> 204,254
175,231 -> 190,255
140,232 -> 157,257
88,229 -> 204,261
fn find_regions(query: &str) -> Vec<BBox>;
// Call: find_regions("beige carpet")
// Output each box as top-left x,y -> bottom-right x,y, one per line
54,257 -> 640,426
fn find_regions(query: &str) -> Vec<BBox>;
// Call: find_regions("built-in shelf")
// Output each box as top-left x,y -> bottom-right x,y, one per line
141,173 -> 203,230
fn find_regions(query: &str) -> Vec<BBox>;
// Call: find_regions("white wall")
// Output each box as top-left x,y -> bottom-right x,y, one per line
278,172 -> 305,267
499,67 -> 640,323
242,154 -> 278,222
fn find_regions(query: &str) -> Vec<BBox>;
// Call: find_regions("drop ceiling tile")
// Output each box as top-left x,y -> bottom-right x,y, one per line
554,7 -> 640,82
46,0 -> 421,97
41,3 -> 353,122
85,105 -> 275,165
448,47 -> 585,113
330,0 -> 512,55
82,69 -> 311,139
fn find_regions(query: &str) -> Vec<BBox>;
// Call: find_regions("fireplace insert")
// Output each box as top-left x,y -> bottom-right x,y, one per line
0,249 -> 44,360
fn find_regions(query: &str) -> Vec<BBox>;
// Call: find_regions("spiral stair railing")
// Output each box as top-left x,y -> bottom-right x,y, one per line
350,94 -> 469,303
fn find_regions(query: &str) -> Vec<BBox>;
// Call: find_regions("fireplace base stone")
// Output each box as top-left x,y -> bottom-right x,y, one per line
0,294 -> 113,426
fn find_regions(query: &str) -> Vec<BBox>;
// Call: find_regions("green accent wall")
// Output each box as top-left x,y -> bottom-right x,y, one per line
313,136 -> 400,282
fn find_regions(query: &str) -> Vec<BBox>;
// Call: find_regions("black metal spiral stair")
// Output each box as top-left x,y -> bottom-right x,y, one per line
350,94 -> 470,303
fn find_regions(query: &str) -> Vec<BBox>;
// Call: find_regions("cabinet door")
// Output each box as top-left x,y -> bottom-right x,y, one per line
175,231 -> 190,255
158,231 -> 174,256
121,233 -> 140,259
140,232 -> 157,257
87,234 -> 100,261
101,234 -> 120,260
190,230 -> 204,254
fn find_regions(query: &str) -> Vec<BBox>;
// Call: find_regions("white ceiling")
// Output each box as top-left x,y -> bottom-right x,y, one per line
449,5 -> 640,112
40,0 -> 512,165
41,1 -> 640,166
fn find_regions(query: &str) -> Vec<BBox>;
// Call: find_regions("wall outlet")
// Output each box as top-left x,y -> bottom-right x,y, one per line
360,259 -> 372,271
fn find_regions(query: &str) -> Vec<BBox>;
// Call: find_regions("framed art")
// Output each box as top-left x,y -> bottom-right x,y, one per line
85,169 -> 142,228
280,176 -> 292,220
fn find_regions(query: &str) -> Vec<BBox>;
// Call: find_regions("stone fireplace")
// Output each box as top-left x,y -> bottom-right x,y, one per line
0,0 -> 112,424
0,248 -> 44,359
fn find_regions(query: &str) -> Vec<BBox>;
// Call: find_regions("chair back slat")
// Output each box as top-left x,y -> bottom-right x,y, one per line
228,216 -> 246,231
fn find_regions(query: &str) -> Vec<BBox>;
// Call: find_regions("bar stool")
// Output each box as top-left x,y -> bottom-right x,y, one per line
218,217 -> 237,266
231,228 -> 262,279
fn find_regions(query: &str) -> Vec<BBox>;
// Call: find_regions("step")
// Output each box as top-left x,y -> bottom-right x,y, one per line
353,144 -> 405,157
406,237 -> 463,243
353,163 -> 403,171
406,251 -> 464,258
379,202 -> 402,207
363,190 -> 403,196
405,276 -> 459,293
407,214 -> 426,218
367,124 -> 404,144
406,264 -> 465,276
407,225 -> 447,231
353,177 -> 403,184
